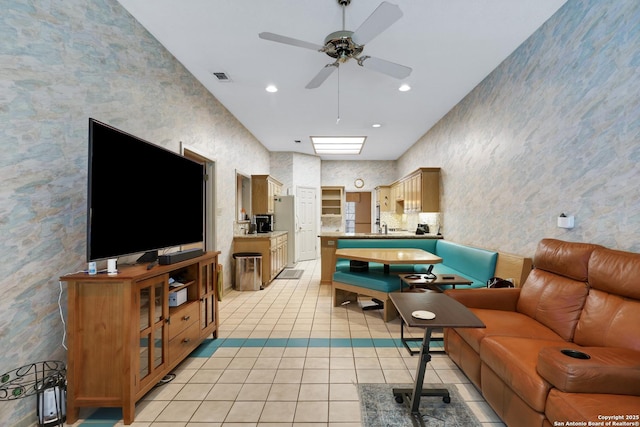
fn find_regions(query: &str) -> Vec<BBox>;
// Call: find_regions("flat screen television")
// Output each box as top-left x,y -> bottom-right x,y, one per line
87,118 -> 204,262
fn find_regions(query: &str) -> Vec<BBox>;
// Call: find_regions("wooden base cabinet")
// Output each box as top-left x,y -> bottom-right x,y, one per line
62,252 -> 220,425
233,232 -> 287,286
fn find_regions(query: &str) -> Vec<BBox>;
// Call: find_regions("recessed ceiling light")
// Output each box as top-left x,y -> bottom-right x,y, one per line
399,84 -> 411,92
265,85 -> 278,93
310,136 -> 366,155
372,123 -> 382,128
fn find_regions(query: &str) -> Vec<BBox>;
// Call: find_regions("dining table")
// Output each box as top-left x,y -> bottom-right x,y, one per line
334,247 -> 442,274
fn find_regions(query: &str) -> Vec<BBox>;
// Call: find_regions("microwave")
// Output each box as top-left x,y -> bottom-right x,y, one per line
255,214 -> 273,233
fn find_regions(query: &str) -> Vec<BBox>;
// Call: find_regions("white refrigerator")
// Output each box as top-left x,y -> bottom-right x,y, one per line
273,195 -> 296,268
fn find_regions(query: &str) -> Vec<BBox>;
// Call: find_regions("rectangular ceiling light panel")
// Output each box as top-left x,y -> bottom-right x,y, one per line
311,136 -> 366,155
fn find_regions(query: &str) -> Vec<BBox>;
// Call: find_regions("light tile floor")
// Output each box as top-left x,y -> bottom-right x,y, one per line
72,258 -> 505,426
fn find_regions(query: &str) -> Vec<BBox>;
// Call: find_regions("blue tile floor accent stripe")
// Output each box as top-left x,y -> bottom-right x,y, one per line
307,338 -> 331,347
351,338 -> 374,347
79,407 -> 123,426
286,338 -> 309,347
188,337 -> 444,356
330,338 -> 352,347
242,338 -> 268,347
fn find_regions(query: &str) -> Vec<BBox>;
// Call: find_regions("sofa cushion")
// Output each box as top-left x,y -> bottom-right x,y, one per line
514,240 -> 599,343
537,346 -> 640,396
588,246 -> 640,300
574,247 -> 640,351
332,270 -> 401,293
574,288 -> 640,351
481,336 -> 561,412
533,238 -> 601,281
545,388 -> 640,426
516,269 -> 589,341
456,308 -> 564,353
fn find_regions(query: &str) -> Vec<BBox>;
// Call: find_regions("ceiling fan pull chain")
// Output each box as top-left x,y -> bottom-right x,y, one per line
336,66 -> 341,124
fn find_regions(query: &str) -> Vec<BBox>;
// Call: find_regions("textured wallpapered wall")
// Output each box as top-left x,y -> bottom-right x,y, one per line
320,160 -> 397,232
1,1 -> 268,424
398,0 -> 640,256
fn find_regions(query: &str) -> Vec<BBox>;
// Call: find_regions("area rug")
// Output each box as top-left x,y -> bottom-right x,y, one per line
358,383 -> 481,427
275,269 -> 303,279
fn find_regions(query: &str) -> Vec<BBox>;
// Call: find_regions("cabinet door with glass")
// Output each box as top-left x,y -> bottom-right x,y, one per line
199,257 -> 218,339
137,275 -> 168,390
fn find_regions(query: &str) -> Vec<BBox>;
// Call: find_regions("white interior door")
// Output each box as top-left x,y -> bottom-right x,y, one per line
296,186 -> 317,261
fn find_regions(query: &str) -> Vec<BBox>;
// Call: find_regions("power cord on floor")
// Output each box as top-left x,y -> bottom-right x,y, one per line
58,280 -> 67,350
154,374 -> 176,388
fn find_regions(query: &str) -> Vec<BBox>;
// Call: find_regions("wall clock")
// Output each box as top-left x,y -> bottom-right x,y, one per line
354,178 -> 364,188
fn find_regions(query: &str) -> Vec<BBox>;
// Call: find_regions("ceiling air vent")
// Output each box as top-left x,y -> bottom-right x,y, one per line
212,72 -> 232,82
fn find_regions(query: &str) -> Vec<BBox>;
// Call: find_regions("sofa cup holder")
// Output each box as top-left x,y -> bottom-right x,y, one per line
561,349 -> 591,359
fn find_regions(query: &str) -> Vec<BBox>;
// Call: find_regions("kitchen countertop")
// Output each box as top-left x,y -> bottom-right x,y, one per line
234,230 -> 287,239
319,232 -> 442,239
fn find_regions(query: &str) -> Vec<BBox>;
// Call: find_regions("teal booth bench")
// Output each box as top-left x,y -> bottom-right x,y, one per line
332,239 -> 498,322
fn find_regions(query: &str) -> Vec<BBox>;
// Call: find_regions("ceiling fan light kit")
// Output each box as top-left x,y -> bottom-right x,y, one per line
258,0 -> 412,89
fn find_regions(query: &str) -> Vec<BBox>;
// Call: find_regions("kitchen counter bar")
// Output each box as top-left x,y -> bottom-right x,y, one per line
234,230 -> 287,239
319,232 -> 442,239
319,233 -> 442,284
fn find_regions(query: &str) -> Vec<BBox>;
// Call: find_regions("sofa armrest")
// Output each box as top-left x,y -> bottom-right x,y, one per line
537,346 -> 640,396
444,287 -> 521,311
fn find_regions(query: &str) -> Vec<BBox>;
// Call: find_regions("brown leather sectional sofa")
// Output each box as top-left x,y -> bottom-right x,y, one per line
444,238 -> 640,427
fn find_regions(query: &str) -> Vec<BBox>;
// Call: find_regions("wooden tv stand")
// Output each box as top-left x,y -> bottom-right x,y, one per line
61,251 -> 220,425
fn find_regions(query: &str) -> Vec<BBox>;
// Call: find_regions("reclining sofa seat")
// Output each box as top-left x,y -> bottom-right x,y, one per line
444,239 -> 640,427
541,245 -> 640,425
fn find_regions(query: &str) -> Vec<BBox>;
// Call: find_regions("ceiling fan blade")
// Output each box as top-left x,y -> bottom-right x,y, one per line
305,63 -> 339,89
258,32 -> 324,51
357,55 -> 412,79
351,1 -> 403,46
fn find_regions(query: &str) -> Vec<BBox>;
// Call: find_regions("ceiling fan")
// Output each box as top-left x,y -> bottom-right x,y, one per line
259,0 -> 412,89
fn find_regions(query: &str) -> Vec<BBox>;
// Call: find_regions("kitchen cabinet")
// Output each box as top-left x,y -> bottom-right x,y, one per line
389,168 -> 440,214
406,173 -> 420,213
321,186 -> 344,217
62,252 -> 220,425
233,231 -> 288,286
251,175 -> 283,214
375,186 -> 391,212
391,179 -> 405,201
414,168 -> 440,213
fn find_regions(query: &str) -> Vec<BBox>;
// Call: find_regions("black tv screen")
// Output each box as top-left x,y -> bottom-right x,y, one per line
87,118 -> 204,261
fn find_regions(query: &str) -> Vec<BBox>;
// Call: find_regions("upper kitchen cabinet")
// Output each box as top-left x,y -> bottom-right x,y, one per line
391,168 -> 440,213
251,175 -> 283,215
375,186 -> 391,212
321,186 -> 344,217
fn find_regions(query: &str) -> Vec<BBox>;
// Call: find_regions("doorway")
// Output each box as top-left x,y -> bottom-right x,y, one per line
345,192 -> 371,233
182,145 -> 216,251
296,186 -> 317,261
